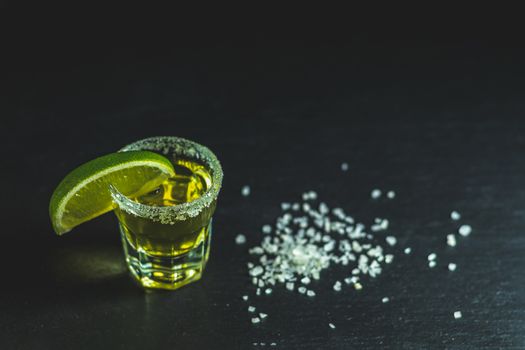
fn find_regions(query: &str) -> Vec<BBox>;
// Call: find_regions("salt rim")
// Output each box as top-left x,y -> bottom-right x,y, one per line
109,136 -> 223,223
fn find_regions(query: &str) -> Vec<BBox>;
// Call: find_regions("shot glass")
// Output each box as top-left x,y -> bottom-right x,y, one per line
110,136 -> 223,290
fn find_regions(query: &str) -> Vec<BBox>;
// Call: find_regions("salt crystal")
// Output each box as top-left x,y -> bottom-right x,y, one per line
385,236 -> 397,246
281,202 -> 291,210
354,282 -> 363,290
387,190 -> 396,199
307,290 -> 316,297
248,306 -> 256,312
241,185 -> 251,197
341,162 -> 349,171
404,247 -> 412,254
250,266 -> 264,276
262,225 -> 272,234
259,313 -> 268,319
242,295 -> 248,301
235,234 -> 246,245
265,288 -> 272,295
302,203 -> 311,212
454,311 -> 462,319
450,211 -> 461,221
371,189 -> 382,199
448,263 -> 457,271
427,253 -> 436,261
447,234 -> 457,247
429,261 -> 436,268
382,297 -> 389,303
251,317 -> 261,324
459,225 -> 472,237
329,323 -> 336,329
333,281 -> 342,292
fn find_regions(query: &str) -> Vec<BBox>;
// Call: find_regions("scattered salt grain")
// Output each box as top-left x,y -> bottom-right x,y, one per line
387,191 -> 396,199
329,323 -> 336,329
235,234 -> 247,245
281,202 -> 291,210
262,225 -> 272,234
404,247 -> 412,254
386,236 -> 397,246
384,254 -> 394,264
250,266 -> 264,277
307,290 -> 316,297
371,218 -> 389,232
454,311 -> 462,319
252,317 -> 261,324
428,261 -> 436,268
265,288 -> 272,295
450,211 -> 461,221
248,306 -> 256,313
459,225 -> 472,237
242,295 -> 249,301
427,253 -> 437,261
298,286 -> 307,294
447,234 -> 457,247
333,281 -> 342,292
270,343 -> 277,346
341,162 -> 349,171
286,282 -> 294,291
354,282 -> 363,290
371,189 -> 382,199
259,313 -> 268,319
448,263 -> 457,271
242,185 -> 251,197
382,297 -> 389,303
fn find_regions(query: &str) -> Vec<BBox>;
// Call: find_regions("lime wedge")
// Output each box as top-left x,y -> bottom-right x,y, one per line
49,151 -> 175,235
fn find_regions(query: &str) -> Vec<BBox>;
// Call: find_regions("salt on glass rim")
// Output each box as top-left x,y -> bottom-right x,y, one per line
109,136 -> 223,223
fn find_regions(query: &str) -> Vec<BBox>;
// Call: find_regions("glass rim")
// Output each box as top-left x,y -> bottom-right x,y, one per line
109,136 -> 223,222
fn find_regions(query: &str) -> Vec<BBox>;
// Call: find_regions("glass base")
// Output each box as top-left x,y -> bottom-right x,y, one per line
119,223 -> 212,291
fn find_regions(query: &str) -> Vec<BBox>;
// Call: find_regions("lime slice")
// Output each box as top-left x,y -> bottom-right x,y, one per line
49,151 -> 175,235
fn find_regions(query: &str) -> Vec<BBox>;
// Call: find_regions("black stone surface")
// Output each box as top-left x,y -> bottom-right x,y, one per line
2,11 -> 525,349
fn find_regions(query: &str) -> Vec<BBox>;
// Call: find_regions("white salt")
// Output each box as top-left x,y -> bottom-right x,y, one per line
459,225 -> 472,237
447,234 -> 457,247
241,185 -> 251,197
371,189 -> 382,199
235,234 -> 246,245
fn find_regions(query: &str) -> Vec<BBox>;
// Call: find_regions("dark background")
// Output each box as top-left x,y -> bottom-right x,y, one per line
1,4 -> 525,349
